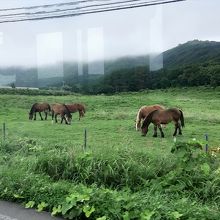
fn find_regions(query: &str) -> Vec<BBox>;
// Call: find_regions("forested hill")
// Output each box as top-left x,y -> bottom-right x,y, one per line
104,40 -> 220,72
0,40 -> 219,91
162,40 -> 220,68
91,40 -> 220,93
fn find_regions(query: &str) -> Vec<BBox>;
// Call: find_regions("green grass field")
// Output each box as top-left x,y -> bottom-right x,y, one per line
0,87 -> 220,219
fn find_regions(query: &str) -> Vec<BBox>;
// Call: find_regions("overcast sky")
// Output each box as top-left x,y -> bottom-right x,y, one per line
0,0 -> 219,67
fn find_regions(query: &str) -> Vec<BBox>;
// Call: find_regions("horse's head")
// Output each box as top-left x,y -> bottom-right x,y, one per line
141,126 -> 148,136
29,112 -> 33,120
141,116 -> 150,136
65,114 -> 72,125
135,119 -> 141,131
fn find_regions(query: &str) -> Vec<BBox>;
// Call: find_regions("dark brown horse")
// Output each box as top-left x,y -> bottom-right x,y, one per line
29,103 -> 51,120
51,104 -> 72,125
66,103 -> 86,120
141,108 -> 184,138
135,104 -> 165,131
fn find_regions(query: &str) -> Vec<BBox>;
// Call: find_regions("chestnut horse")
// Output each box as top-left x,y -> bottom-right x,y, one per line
66,103 -> 86,120
51,104 -> 72,125
135,105 -> 165,131
141,108 -> 184,138
29,103 -> 51,120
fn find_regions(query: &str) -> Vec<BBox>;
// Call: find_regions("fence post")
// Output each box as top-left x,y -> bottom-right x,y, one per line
205,134 -> 208,153
3,122 -> 6,141
84,128 -> 87,151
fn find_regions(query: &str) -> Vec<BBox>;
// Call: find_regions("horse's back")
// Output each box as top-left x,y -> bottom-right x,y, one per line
139,104 -> 165,118
51,103 -> 63,112
66,104 -> 78,112
153,108 -> 182,123
41,103 -> 50,110
166,108 -> 182,116
67,103 -> 86,113
80,104 -> 86,113
52,103 -> 70,115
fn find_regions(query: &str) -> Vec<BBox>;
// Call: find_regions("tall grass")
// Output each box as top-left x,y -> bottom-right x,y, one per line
0,87 -> 220,218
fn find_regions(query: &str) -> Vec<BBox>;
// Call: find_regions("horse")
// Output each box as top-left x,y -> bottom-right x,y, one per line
29,103 -> 51,120
66,103 -> 86,120
51,104 -> 72,125
141,108 -> 184,138
135,105 -> 165,131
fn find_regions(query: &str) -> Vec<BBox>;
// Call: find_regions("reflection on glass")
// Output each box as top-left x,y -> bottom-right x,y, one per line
37,32 -> 64,87
88,27 -> 104,75
149,5 -> 164,71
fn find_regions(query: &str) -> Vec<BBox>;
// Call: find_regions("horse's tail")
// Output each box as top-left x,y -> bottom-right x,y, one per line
82,104 -> 86,114
141,110 -> 158,129
179,109 -> 185,127
80,104 -> 86,116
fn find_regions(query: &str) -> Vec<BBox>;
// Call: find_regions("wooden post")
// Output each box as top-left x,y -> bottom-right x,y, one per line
84,128 -> 87,151
3,123 -> 6,141
205,134 -> 208,153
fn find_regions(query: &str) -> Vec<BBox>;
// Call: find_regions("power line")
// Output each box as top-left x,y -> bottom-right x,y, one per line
0,0 -> 165,17
0,0 -> 185,23
0,0 -> 161,11
0,0 -> 180,18
0,0 -> 97,11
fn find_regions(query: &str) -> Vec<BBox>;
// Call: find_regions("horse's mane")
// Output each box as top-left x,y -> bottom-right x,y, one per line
63,104 -> 72,117
141,109 -> 158,129
30,103 -> 37,114
136,106 -> 145,123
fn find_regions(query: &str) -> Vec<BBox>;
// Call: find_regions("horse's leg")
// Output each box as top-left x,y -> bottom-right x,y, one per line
79,111 -> 81,121
39,112 -> 43,120
153,125 -> 157,137
55,114 -> 58,123
34,112 -> 36,120
158,125 -> 165,138
178,122 -> 182,135
173,122 -> 178,136
61,115 -> 64,124
45,111 -> 47,120
60,113 -> 67,124
51,111 -> 54,124
64,114 -> 69,124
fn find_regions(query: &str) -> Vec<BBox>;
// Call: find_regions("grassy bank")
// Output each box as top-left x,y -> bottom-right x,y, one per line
0,87 -> 220,219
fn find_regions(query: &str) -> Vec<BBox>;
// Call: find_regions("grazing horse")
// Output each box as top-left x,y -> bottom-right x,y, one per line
141,108 -> 184,138
51,104 -> 72,125
135,105 -> 165,131
66,103 -> 86,120
29,103 -> 51,120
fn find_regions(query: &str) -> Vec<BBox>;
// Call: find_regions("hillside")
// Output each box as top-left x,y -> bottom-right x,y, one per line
0,40 -> 219,89
162,40 -> 220,68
